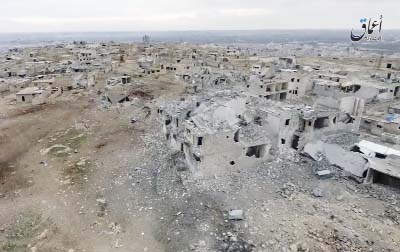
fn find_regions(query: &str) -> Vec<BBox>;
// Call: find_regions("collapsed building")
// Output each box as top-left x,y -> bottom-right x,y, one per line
158,90 -> 362,176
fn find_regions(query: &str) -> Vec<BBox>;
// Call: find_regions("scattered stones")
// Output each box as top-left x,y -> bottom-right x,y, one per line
220,234 -> 254,252
76,157 -> 88,167
385,205 -> 400,225
278,183 -> 297,199
36,229 -> 49,240
109,222 -> 121,234
312,188 -> 323,197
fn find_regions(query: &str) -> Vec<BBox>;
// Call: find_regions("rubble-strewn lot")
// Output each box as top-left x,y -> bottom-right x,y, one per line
1,42 -> 400,252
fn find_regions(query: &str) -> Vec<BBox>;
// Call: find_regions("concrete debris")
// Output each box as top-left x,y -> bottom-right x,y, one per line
304,141 -> 367,178
312,188 -> 324,197
323,143 -> 367,178
303,141 -> 324,161
354,140 -> 400,159
228,209 -> 244,220
316,169 -> 332,179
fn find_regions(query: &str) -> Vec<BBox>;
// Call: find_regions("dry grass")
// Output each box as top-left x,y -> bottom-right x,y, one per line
2,212 -> 42,252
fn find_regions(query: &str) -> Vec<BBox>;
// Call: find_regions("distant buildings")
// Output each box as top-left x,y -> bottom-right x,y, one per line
1,38 -> 400,186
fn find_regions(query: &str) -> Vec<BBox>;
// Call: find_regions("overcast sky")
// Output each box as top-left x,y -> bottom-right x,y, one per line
0,0 -> 398,33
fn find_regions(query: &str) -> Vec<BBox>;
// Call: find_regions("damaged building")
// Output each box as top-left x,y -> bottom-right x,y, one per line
158,89 -> 362,176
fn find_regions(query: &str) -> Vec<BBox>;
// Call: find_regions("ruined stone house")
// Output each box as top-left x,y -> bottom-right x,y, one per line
158,90 -> 362,176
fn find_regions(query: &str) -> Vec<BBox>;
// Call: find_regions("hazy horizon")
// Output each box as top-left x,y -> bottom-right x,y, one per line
1,30 -> 399,54
1,28 -> 400,35
1,0 -> 399,33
